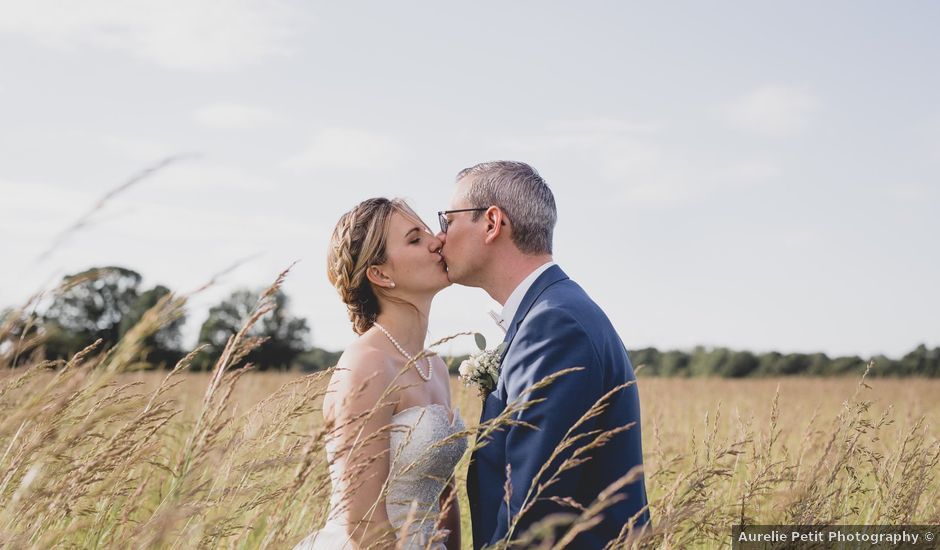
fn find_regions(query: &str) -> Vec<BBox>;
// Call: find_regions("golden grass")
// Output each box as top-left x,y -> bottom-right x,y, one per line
2,275 -> 938,548
3,367 -> 937,549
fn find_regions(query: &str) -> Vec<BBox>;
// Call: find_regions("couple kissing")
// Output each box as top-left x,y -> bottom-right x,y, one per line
295,161 -> 650,550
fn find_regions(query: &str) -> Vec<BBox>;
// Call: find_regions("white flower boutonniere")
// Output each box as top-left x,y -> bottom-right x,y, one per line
458,333 -> 507,398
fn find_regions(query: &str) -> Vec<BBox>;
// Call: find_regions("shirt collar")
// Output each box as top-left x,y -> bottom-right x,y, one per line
499,261 -> 556,328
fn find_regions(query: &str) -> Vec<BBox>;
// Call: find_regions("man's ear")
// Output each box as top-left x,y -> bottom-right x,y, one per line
366,265 -> 394,288
483,206 -> 508,245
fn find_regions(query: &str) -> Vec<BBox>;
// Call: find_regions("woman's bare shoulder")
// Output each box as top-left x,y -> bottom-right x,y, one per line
326,340 -> 397,403
336,339 -> 395,375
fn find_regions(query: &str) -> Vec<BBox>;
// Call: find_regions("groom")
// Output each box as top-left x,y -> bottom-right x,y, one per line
438,161 -> 650,549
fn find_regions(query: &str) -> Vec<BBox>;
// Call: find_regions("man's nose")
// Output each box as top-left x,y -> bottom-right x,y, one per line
435,231 -> 446,246
430,232 -> 445,252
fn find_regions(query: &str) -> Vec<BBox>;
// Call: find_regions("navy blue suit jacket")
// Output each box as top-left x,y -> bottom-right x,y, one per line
467,265 -> 649,549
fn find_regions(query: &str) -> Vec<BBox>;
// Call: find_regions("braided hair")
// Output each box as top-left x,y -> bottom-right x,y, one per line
327,198 -> 421,334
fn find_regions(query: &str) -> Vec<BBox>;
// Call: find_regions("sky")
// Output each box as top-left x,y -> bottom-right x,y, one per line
1,1 -> 938,359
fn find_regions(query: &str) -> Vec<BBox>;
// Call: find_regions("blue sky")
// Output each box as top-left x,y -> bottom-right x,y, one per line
1,2 -> 938,358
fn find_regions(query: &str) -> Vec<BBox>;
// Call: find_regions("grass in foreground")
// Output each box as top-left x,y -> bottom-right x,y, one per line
1,274 -> 938,549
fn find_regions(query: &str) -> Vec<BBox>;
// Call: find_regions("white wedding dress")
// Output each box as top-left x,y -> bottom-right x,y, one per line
294,404 -> 467,550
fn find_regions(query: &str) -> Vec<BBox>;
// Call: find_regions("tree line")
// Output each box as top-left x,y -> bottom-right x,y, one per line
627,345 -> 940,378
1,266 -> 338,372
2,266 -> 936,377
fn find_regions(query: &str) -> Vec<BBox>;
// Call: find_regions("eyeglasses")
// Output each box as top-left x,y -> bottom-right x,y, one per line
437,208 -> 487,234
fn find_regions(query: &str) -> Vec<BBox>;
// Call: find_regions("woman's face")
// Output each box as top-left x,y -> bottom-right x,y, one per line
379,210 -> 450,294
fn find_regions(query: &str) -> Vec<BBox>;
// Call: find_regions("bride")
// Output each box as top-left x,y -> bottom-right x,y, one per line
295,198 -> 467,550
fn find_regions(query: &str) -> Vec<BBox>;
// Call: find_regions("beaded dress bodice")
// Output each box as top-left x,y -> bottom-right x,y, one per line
295,404 -> 466,550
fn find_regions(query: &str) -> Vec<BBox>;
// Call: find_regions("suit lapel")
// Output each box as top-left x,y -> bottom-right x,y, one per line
476,265 -> 570,423
499,264 -> 569,357
469,265 -> 570,546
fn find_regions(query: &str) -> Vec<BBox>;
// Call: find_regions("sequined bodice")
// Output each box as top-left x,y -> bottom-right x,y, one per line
386,404 -> 467,548
301,404 -> 467,550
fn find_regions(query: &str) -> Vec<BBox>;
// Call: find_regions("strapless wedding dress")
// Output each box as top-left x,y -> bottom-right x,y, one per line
293,404 -> 467,550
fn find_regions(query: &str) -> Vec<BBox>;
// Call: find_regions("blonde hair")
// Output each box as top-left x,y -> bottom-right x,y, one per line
327,198 -> 426,335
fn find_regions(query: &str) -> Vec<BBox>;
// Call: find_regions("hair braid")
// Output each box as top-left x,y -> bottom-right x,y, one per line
327,199 -> 392,335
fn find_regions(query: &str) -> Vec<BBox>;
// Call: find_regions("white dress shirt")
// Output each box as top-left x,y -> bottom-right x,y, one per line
490,261 -> 556,333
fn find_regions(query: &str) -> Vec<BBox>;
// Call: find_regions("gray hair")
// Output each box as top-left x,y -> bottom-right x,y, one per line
456,160 -> 556,254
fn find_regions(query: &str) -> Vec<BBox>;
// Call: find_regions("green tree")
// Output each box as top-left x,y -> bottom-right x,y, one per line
196,288 -> 311,371
660,350 -> 691,377
869,354 -> 894,376
829,355 -> 865,375
118,284 -> 186,368
722,350 -> 759,378
770,353 -> 811,376
897,344 -> 940,376
295,347 -> 344,372
927,346 -> 940,377
806,352 -> 831,375
1,307 -> 41,366
42,267 -> 141,358
689,347 -> 733,377
629,347 -> 660,376
40,267 -> 184,362
756,351 -> 782,376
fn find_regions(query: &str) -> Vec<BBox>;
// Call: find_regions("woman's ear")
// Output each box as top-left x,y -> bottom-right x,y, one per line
366,265 -> 395,289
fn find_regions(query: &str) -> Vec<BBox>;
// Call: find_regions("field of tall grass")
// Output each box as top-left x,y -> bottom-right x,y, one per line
2,280 -> 939,549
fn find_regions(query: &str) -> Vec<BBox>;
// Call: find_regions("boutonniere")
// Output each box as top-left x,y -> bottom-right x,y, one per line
458,333 -> 507,398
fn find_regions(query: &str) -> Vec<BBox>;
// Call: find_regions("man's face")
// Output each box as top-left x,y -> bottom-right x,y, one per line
438,179 -> 485,285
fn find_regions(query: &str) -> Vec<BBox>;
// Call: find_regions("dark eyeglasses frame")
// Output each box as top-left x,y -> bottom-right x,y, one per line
437,208 -> 488,234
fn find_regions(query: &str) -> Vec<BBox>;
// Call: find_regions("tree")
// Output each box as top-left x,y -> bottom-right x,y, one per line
196,288 -> 311,371
870,354 -> 894,376
756,351 -> 783,376
784,354 -> 814,375
829,355 -> 865,375
659,350 -> 691,377
722,350 -> 759,378
118,284 -> 186,367
806,352 -> 831,376
898,344 -> 940,376
295,347 -> 343,372
1,307 -> 42,366
689,347 -> 733,377
42,267 -> 142,359
40,266 -> 184,363
629,347 -> 660,376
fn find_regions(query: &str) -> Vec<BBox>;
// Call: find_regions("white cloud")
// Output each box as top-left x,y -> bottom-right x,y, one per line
548,118 -> 663,135
721,159 -> 781,183
146,161 -> 278,194
0,0 -> 300,71
0,161 -> 279,265
282,128 -> 406,173
194,102 -> 280,129
930,122 -> 940,164
495,119 -> 778,205
0,179 -> 91,232
102,196 -> 310,242
721,86 -> 820,137
0,173 -> 308,308
98,135 -> 172,162
887,183 -> 937,201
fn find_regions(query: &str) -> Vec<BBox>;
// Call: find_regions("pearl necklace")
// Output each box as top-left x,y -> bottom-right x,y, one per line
373,322 -> 432,381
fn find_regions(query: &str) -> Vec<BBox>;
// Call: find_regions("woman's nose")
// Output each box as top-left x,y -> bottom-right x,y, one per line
430,233 -> 444,252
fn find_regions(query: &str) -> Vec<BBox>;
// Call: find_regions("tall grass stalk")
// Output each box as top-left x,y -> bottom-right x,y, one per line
1,270 -> 938,549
